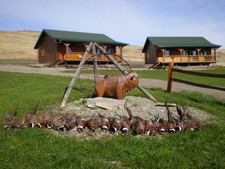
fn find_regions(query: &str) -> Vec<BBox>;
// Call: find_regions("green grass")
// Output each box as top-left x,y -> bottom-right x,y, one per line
0,72 -> 225,169
67,67 -> 225,88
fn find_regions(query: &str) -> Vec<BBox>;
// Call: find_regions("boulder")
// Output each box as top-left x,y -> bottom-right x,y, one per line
84,97 -> 126,110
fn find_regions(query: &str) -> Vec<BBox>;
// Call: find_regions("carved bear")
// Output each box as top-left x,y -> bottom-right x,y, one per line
95,72 -> 139,99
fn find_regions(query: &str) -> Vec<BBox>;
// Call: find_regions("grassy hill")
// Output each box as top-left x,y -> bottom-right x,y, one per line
0,30 -> 39,61
0,30 -> 224,66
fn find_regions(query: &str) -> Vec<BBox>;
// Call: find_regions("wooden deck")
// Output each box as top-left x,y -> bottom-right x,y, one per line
157,55 -> 215,63
59,52 -> 122,62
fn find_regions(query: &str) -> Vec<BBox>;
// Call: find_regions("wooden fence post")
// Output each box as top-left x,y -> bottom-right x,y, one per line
167,62 -> 174,93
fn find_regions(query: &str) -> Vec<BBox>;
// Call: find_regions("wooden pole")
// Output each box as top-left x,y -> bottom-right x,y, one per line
197,48 -> 201,62
60,42 -> 93,107
92,44 -> 99,84
213,48 -> 217,65
179,48 -> 183,62
64,43 -> 70,60
95,43 -> 158,103
167,61 -> 174,93
95,43 -> 127,74
161,49 -> 165,62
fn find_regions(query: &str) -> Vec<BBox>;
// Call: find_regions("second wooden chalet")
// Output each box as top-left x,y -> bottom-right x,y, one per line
34,29 -> 128,65
142,37 -> 221,67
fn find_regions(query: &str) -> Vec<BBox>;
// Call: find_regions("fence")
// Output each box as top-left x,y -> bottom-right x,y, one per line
167,62 -> 225,93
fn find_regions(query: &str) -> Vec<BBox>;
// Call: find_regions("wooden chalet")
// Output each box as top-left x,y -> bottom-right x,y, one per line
142,37 -> 221,66
34,29 -> 128,65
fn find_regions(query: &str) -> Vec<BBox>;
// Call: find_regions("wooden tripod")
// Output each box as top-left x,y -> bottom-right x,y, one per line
60,42 -> 157,107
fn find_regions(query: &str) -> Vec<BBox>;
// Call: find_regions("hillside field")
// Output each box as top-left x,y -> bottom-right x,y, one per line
0,30 -> 224,66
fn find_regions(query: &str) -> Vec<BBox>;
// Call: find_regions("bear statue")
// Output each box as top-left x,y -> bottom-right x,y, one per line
95,72 -> 139,99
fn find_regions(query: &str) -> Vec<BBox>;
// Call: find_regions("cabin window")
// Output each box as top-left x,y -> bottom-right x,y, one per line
96,47 -> 101,54
182,49 -> 189,56
41,49 -> 45,57
200,49 -> 207,55
106,47 -> 112,54
68,46 -> 72,53
192,50 -> 197,56
96,47 -> 102,59
164,50 -> 170,56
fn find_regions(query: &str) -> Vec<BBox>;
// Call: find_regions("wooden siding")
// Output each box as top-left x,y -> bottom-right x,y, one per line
144,43 -> 216,65
37,33 -> 125,65
38,35 -> 57,64
145,43 -> 157,64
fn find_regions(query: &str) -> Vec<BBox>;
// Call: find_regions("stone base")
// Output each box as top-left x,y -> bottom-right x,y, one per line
84,97 -> 126,110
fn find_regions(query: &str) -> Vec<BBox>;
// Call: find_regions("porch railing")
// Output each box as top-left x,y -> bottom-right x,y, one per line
63,52 -> 122,62
157,55 -> 215,63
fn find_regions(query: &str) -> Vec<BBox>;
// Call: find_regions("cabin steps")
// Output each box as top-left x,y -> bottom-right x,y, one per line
148,62 -> 161,69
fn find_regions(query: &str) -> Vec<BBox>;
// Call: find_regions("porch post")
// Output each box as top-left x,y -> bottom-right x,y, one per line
178,48 -> 183,62
64,43 -> 70,60
161,49 -> 165,62
197,48 -> 201,61
213,48 -> 217,65
60,42 -> 93,107
119,46 -> 123,57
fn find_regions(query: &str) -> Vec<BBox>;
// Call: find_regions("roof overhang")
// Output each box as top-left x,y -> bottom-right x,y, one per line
34,29 -> 128,49
142,37 -> 221,53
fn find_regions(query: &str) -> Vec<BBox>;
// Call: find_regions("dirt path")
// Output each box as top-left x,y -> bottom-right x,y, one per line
0,64 -> 224,100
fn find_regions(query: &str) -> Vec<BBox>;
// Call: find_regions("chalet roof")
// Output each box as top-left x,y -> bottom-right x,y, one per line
142,37 -> 221,52
34,29 -> 128,49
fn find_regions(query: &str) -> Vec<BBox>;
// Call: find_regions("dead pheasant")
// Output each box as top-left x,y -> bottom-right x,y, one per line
165,102 -> 178,133
153,115 -> 167,134
119,115 -> 131,134
176,104 -> 189,131
124,101 -> 145,135
64,114 -> 78,131
176,104 -> 203,132
144,119 -> 157,136
12,114 -> 27,128
51,114 -> 67,132
76,117 -> 87,133
186,112 -> 204,131
87,115 -> 102,132
34,107 -> 54,128
3,105 -> 19,130
114,112 -> 130,134
108,117 -> 121,133
132,119 -> 146,135
97,112 -> 111,132
24,104 -> 39,128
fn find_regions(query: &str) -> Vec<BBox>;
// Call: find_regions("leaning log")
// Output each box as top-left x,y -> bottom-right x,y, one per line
60,42 -> 93,107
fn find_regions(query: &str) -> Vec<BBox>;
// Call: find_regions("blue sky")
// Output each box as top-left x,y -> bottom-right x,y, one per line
1,0 -> 225,48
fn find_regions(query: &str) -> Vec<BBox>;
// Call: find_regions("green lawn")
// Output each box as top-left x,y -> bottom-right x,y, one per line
76,67 -> 225,88
0,72 -> 225,169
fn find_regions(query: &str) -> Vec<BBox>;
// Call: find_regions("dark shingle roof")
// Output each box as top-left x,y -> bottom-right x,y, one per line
34,29 -> 128,49
142,37 -> 221,52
